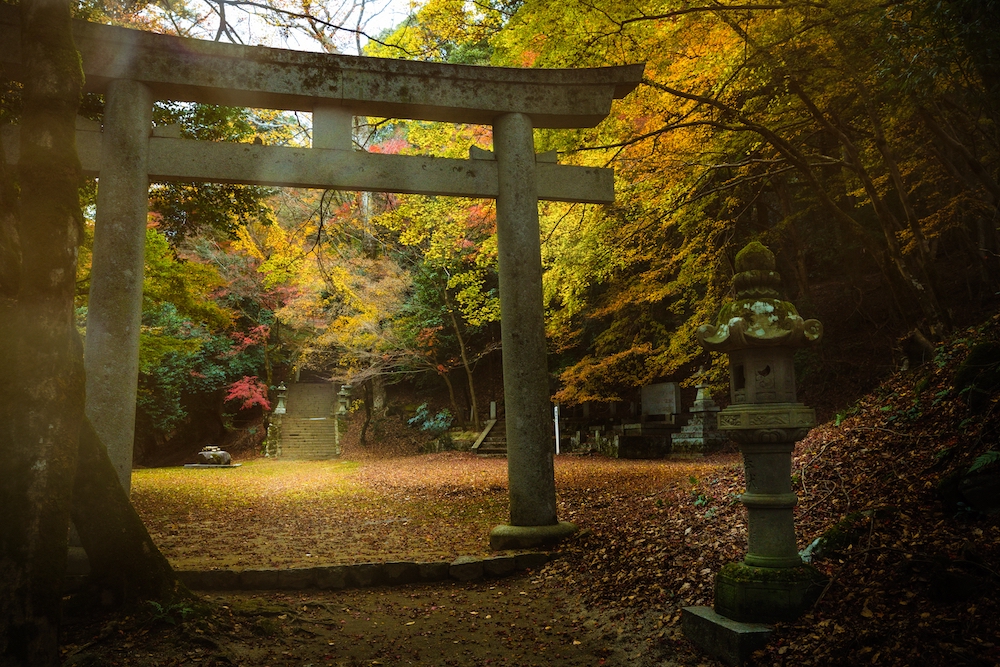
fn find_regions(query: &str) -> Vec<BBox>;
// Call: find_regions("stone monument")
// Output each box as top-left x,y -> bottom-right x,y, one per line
184,445 -> 240,468
670,373 -> 727,458
196,445 -> 232,465
334,384 -> 350,457
614,382 -> 682,458
683,242 -> 826,664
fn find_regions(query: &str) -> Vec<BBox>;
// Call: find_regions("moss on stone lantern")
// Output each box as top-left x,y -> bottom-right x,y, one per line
696,241 -> 827,624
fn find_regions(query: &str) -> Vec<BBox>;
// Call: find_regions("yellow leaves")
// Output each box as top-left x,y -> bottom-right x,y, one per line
367,0 -> 504,62
142,227 -> 233,330
448,269 -> 500,327
233,221 -> 302,289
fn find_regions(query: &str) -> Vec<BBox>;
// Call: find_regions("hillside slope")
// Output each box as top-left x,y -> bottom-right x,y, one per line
548,312 -> 1000,666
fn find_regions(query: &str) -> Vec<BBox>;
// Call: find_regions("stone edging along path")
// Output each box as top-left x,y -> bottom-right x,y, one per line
176,552 -> 553,592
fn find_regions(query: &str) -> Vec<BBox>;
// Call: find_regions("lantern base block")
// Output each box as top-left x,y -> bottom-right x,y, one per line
489,521 -> 577,551
681,605 -> 772,666
714,562 -> 827,624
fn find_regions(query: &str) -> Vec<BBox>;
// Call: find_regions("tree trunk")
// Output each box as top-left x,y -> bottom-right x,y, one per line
439,367 -> 462,426
359,380 -> 373,447
775,177 -> 811,300
72,417 -> 185,606
790,80 -> 950,331
0,1 -> 85,664
371,374 -> 386,417
445,303 -> 480,430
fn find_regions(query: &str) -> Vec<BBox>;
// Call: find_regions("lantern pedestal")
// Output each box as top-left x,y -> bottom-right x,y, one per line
715,563 -> 826,624
715,401 -> 828,623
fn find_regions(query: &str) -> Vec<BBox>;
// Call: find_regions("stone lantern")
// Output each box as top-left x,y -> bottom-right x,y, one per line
274,382 -> 288,415
337,384 -> 351,416
696,242 -> 826,623
332,384 -> 351,458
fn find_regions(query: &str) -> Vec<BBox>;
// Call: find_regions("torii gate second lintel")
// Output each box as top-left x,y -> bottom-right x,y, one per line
0,7 -> 644,549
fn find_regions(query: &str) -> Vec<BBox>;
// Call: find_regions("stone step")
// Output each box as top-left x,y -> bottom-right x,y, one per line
277,382 -> 341,459
473,419 -> 507,456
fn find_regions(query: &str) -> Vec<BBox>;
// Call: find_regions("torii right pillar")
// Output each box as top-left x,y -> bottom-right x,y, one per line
488,112 -> 576,550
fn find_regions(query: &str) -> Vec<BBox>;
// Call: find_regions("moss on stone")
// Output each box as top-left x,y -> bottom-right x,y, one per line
735,242 -> 775,273
719,561 -> 824,584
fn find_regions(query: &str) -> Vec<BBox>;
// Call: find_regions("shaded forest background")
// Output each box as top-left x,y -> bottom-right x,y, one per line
38,0 -> 1000,461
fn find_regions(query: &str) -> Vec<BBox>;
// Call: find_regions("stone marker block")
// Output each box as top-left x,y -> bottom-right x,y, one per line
450,556 -> 484,582
482,556 -> 516,577
347,563 -> 384,588
514,552 -> 550,571
641,382 -> 681,417
681,606 -> 771,666
278,568 -> 315,589
314,566 -> 347,590
384,561 -> 420,585
418,561 -> 451,582
240,569 -> 279,590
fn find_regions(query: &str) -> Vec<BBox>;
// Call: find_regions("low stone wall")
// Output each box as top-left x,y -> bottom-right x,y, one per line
176,552 -> 552,591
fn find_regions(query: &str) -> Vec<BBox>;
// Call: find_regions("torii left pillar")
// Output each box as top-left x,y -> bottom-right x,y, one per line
488,112 -> 576,550
84,79 -> 153,493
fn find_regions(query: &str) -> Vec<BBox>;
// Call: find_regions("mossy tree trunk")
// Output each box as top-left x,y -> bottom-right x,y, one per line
0,1 -> 85,664
0,4 -> 186,663
72,418 -> 185,605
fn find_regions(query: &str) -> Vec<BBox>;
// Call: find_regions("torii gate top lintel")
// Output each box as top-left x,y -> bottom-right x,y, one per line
0,5 -> 643,129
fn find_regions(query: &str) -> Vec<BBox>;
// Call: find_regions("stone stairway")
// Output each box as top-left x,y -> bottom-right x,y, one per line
279,383 -> 339,460
473,419 -> 507,456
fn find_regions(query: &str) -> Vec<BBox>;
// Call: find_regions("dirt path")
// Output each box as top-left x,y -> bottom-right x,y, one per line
65,454 -> 723,666
62,573 -> 692,667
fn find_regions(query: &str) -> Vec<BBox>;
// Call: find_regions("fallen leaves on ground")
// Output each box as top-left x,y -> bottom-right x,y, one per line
75,316 -> 1000,666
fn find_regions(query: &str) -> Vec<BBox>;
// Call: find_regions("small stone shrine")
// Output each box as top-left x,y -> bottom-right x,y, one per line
184,445 -> 240,468
197,446 -> 231,465
670,374 -> 727,458
682,242 -> 825,665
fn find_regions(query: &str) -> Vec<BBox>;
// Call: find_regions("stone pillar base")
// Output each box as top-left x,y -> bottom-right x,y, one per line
715,562 -> 827,623
489,521 -> 577,551
681,606 -> 771,666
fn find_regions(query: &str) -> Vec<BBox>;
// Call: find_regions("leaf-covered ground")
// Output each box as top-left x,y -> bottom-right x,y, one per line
64,316 -> 1000,666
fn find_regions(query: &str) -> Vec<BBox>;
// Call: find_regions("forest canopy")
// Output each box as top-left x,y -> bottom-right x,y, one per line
60,0 -> 1000,450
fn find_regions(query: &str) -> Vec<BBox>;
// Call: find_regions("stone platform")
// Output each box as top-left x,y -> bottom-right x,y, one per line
182,463 -> 242,468
681,606 -> 772,666
173,552 -> 552,591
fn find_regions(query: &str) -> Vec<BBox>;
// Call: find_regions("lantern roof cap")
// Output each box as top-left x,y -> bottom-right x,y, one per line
697,242 -> 822,352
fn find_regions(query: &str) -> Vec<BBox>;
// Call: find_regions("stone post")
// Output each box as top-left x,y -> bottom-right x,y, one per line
489,112 -> 575,550
696,242 -> 826,623
84,79 -> 153,492
312,104 -> 353,150
274,382 -> 287,415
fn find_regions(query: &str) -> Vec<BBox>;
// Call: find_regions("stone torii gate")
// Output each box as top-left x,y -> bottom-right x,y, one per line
1,7 -> 643,548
